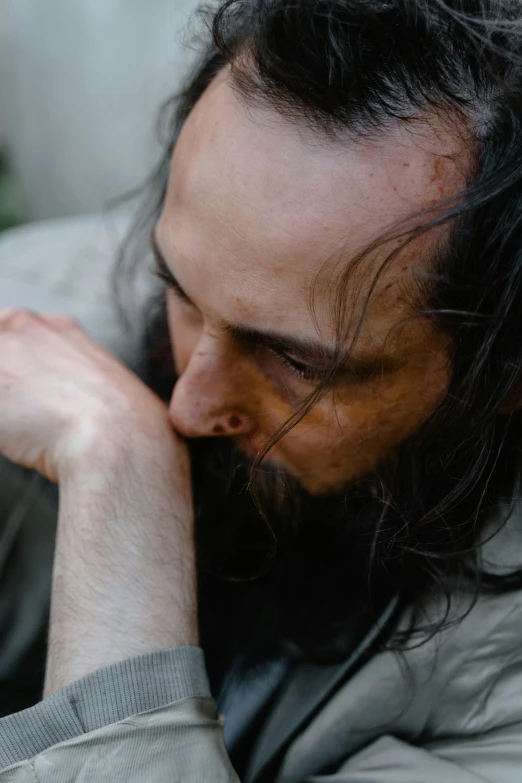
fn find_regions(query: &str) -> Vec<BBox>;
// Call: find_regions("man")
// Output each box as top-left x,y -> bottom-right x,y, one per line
1,0 -> 522,780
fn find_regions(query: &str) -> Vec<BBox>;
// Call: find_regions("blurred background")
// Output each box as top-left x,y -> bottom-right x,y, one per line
0,0 -> 200,230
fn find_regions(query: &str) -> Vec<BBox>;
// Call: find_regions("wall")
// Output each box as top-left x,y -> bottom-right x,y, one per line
0,0 -> 200,221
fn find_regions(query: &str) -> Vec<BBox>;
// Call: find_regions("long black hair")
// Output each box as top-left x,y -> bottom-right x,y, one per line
118,0 -> 522,677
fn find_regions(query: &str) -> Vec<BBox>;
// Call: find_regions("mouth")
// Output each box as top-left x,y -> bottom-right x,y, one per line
233,434 -> 274,461
233,435 -> 299,479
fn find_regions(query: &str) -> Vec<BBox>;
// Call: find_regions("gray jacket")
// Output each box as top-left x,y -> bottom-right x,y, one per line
1,218 -> 522,782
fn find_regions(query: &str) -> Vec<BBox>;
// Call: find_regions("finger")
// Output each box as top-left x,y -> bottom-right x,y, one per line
40,312 -> 82,331
0,307 -> 18,322
0,308 -> 82,336
0,308 -> 40,330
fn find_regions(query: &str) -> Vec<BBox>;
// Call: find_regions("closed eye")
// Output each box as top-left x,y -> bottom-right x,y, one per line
268,347 -> 327,384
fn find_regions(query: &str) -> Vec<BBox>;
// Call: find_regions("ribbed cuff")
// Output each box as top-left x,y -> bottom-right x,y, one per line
0,645 -> 210,769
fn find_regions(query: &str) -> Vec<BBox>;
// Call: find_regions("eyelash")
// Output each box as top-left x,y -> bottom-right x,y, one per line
269,349 -> 325,383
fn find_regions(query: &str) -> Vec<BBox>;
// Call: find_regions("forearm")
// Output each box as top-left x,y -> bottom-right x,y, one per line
45,425 -> 198,696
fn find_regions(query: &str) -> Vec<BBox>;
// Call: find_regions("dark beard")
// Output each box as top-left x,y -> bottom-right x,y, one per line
190,435 -> 395,688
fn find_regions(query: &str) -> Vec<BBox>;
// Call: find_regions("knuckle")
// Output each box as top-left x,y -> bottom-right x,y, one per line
47,312 -> 76,329
0,308 -> 79,333
0,308 -> 38,330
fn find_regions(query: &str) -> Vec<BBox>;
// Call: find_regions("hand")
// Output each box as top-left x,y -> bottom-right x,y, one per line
0,309 -> 198,691
0,308 -> 173,482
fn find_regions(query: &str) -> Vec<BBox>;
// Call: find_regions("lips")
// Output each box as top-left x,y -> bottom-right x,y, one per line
233,434 -> 265,458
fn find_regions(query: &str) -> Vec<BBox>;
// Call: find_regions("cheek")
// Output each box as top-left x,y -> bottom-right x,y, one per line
280,359 -> 449,492
333,345 -> 449,447
338,370 -> 443,434
166,295 -> 203,374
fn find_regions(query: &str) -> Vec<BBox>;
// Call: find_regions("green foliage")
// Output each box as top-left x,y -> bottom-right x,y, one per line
0,150 -> 25,232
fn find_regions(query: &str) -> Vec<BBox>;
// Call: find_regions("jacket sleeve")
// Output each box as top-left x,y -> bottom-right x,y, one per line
0,645 -> 240,782
0,699 -> 240,783
2,707 -> 520,783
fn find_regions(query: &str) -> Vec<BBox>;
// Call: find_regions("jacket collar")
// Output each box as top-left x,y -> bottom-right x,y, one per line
246,592 -> 402,783
245,500 -> 522,781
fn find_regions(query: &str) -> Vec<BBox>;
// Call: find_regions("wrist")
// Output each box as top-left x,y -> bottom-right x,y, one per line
56,399 -> 175,484
46,407 -> 198,694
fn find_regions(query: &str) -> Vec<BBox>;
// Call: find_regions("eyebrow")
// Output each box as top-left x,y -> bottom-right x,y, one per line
151,230 -> 395,376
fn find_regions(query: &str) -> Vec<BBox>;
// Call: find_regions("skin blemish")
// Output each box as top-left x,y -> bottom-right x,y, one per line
213,424 -> 225,434
403,162 -> 410,167
229,415 -> 241,429
429,157 -> 448,197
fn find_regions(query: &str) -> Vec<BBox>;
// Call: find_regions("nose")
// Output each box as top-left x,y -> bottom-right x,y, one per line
168,332 -> 256,439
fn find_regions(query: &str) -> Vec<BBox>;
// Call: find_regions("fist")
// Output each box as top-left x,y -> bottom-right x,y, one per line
0,308 -> 173,483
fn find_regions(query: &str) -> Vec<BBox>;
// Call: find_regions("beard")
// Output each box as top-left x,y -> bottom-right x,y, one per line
189,434 -> 395,682
191,435 -> 372,576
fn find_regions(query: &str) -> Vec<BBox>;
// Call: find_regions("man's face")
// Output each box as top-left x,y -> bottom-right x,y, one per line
155,70 -> 466,494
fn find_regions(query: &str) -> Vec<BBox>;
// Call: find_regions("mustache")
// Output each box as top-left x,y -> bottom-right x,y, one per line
188,433 -> 381,582
189,435 -> 308,520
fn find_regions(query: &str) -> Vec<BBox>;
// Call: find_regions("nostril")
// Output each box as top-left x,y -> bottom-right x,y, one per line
212,417 -> 242,435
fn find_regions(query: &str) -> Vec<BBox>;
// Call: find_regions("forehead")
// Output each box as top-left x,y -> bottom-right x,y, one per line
157,70 -> 466,346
